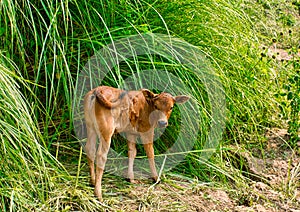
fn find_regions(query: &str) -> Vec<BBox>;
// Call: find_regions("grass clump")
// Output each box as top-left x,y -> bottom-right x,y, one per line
155,0 -> 280,142
0,54 -> 66,210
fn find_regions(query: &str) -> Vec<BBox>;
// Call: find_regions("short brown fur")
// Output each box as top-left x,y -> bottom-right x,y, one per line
84,85 -> 189,201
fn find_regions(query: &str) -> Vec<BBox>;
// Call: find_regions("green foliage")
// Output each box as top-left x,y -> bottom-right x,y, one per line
286,61 -> 300,146
0,54 -> 70,210
155,0 -> 280,144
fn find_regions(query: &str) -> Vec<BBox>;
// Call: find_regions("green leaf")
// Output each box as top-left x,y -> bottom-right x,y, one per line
0,27 -> 5,36
287,92 -> 293,100
280,93 -> 287,96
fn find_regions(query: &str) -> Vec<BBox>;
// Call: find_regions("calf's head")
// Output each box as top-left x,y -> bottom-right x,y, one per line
142,89 -> 190,128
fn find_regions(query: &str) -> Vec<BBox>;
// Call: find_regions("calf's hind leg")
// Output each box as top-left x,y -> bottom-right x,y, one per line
94,131 -> 113,202
85,125 -> 97,186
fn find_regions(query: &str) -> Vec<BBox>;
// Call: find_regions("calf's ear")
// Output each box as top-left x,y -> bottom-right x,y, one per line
141,89 -> 157,102
174,95 -> 189,104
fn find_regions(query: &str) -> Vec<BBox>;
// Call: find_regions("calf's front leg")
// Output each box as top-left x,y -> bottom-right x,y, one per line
143,143 -> 158,181
141,133 -> 158,182
127,134 -> 137,183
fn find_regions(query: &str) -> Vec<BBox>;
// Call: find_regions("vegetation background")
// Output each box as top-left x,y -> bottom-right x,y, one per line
0,0 -> 299,211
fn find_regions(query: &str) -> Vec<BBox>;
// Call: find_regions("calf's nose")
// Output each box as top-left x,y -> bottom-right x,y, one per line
158,120 -> 168,128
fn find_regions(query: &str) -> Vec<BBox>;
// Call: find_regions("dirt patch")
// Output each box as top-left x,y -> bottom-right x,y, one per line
265,44 -> 300,61
231,128 -> 300,211
109,182 -> 237,211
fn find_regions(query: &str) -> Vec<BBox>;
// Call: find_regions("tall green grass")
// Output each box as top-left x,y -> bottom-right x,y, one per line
156,0 -> 280,141
0,54 -> 67,210
0,0 -> 294,209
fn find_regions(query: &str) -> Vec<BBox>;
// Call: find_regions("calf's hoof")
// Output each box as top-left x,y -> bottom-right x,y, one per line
130,179 -> 137,184
126,178 -> 137,184
94,188 -> 103,202
90,178 -> 95,186
152,176 -> 159,183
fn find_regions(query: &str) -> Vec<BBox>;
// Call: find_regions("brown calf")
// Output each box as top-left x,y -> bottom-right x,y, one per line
84,86 -> 189,201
